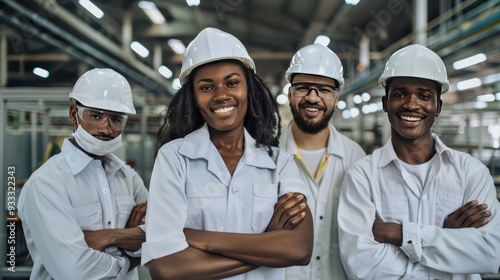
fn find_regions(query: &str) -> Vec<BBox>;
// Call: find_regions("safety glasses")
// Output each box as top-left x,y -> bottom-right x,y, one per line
290,82 -> 339,100
76,106 -> 128,131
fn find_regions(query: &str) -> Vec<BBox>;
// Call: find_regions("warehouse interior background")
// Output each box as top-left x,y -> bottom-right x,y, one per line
1,0 -> 499,278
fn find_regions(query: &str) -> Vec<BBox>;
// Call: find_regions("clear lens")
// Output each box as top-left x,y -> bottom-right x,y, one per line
76,106 -> 128,131
291,82 -> 338,100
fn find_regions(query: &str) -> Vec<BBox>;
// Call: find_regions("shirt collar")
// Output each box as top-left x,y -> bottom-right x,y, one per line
378,133 -> 453,168
62,138 -> 126,175
179,123 -> 276,169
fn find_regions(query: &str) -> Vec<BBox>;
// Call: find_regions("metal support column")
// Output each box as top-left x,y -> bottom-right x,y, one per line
413,0 -> 428,45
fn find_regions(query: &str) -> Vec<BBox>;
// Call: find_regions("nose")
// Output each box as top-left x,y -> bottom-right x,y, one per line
304,87 -> 321,102
213,85 -> 230,101
404,94 -> 420,110
97,117 -> 113,133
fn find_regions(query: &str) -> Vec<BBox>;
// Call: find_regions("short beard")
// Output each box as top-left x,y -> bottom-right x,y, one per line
290,102 -> 333,134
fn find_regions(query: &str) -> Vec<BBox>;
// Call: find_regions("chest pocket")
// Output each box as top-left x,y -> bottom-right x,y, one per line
116,196 -> 136,228
186,181 -> 227,230
251,183 -> 278,233
73,203 -> 102,231
374,195 -> 408,223
436,191 -> 463,226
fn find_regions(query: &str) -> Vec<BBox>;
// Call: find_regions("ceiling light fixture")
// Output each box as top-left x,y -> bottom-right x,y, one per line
452,53 -> 487,70
33,67 -> 50,78
456,78 -> 481,91
158,65 -> 173,79
186,0 -> 201,7
78,0 -> 104,19
138,1 -> 166,24
168,39 -> 186,55
131,41 -> 150,58
345,0 -> 361,6
314,35 -> 330,47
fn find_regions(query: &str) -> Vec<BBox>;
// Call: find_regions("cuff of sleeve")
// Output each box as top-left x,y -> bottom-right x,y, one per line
400,222 -> 422,263
141,235 -> 188,266
125,248 -> 142,258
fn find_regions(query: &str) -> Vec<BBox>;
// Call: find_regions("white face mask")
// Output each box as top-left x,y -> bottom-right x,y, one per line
72,125 -> 122,156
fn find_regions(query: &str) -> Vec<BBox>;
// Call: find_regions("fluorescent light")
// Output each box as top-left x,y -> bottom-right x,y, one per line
345,0 -> 360,6
314,35 -> 330,47
337,100 -> 347,110
453,53 -> 487,70
456,78 -> 481,91
362,92 -> 371,102
168,39 -> 186,55
158,65 -> 173,79
138,1 -> 166,24
353,94 -> 362,104
186,0 -> 201,6
33,67 -> 49,78
483,73 -> 500,84
172,78 -> 182,89
350,107 -> 360,118
131,41 -> 150,58
476,94 -> 495,102
342,110 -> 351,119
276,94 -> 288,105
79,0 -> 104,19
496,92 -> 500,100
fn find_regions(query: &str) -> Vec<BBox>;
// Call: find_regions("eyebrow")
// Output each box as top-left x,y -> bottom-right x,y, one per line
390,86 -> 435,93
196,72 -> 242,84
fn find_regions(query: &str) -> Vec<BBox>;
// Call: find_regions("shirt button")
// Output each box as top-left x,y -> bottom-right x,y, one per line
232,187 -> 239,193
316,256 -> 321,260
319,216 -> 323,220
107,221 -> 111,225
408,240 -> 413,244
103,189 -> 108,193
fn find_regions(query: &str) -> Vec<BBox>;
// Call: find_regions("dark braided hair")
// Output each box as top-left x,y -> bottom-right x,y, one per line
156,60 -> 281,157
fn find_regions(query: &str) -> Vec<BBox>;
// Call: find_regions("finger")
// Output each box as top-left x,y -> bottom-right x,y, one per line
274,192 -> 294,211
131,204 -> 147,226
447,200 -> 477,221
283,212 -> 306,230
463,209 -> 491,228
281,202 -> 307,221
459,204 -> 488,227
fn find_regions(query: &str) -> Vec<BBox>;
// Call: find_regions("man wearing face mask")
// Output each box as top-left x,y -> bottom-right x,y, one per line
18,68 -> 148,280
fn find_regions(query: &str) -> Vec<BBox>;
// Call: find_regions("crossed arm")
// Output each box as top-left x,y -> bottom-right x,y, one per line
147,192 -> 314,280
84,201 -> 147,270
372,200 -> 492,246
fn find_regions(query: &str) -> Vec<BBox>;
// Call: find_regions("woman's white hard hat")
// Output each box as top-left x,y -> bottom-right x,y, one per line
179,27 -> 256,85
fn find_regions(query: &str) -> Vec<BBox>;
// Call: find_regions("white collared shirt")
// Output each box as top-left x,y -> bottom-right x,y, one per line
281,123 -> 366,280
18,139 -> 148,280
142,124 -> 309,279
338,134 -> 500,279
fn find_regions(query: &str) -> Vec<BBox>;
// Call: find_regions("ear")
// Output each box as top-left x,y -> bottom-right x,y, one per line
69,106 -> 77,125
435,99 -> 443,117
382,95 -> 388,112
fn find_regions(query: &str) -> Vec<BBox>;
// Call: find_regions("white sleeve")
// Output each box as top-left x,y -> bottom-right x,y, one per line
276,152 -> 310,199
141,146 -> 189,265
338,165 -> 410,279
18,177 -> 130,280
401,162 -> 500,274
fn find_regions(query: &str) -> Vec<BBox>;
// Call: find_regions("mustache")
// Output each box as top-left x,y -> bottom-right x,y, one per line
93,132 -> 113,140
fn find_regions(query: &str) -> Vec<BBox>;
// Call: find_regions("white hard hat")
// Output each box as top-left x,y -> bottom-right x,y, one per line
379,44 -> 449,94
179,27 -> 256,84
69,68 -> 136,114
285,44 -> 345,90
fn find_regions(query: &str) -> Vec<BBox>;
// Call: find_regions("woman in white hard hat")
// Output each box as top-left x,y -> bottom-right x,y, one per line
18,68 -> 148,279
338,44 -> 500,279
142,27 -> 313,279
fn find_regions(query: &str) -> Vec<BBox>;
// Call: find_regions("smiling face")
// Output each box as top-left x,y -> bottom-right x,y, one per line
288,74 -> 339,134
383,77 -> 442,142
192,61 -> 248,134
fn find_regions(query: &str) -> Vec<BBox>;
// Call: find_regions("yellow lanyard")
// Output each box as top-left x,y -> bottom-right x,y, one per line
295,146 -> 329,180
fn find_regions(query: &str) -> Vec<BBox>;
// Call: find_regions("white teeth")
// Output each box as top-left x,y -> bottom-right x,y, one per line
400,116 -> 422,122
214,106 -> 235,114
304,107 -> 319,112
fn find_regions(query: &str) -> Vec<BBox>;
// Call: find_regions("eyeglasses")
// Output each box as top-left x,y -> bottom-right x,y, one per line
290,82 -> 339,100
76,106 -> 128,131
